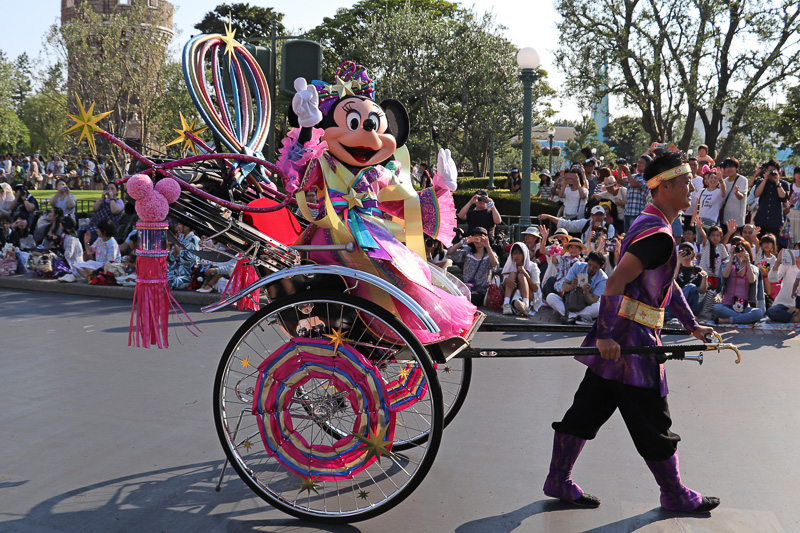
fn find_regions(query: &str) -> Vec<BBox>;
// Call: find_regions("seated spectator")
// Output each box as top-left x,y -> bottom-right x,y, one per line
695,220 -> 728,290
12,215 -> 35,250
446,226 -> 498,306
505,168 -> 522,192
520,225 -> 547,267
49,178 -> 77,220
167,221 -> 200,289
539,227 -> 570,290
766,245 -> 800,323
681,225 -> 700,255
302,187 -> 320,221
114,202 -> 138,244
425,236 -> 450,269
713,241 -> 765,324
501,242 -> 541,317
545,251 -> 607,324
72,219 -> 121,279
666,243 -> 707,324
0,183 -> 14,217
538,205 -> 616,248
34,206 -> 63,247
457,190 -> 501,238
0,215 -> 19,248
79,182 -> 124,246
58,217 -> 83,281
197,256 -> 238,293
11,184 -> 38,226
542,234 -> 584,297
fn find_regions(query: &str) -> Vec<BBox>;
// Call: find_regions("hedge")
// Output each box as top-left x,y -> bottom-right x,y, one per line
452,188 -> 560,219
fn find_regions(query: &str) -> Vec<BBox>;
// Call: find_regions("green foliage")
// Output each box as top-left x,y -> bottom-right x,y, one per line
194,3 -> 285,38
776,84 -> 800,156
310,2 -> 554,176
10,53 -> 32,113
554,0 -> 800,158
19,63 -> 68,155
452,188 -> 559,219
603,116 -> 650,162
150,60 -> 206,152
562,117 -> 616,165
0,51 -> 29,152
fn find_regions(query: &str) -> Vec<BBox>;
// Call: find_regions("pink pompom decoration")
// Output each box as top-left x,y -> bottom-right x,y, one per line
154,177 -> 181,204
135,191 -> 170,222
127,173 -> 153,200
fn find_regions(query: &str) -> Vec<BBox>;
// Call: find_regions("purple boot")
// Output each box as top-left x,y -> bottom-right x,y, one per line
644,450 -> 720,513
543,431 -> 600,507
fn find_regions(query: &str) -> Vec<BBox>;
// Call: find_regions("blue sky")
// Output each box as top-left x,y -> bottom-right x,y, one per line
3,1 -> 577,118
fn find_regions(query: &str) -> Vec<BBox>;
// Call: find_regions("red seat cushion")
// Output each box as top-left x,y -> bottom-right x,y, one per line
243,197 -> 304,246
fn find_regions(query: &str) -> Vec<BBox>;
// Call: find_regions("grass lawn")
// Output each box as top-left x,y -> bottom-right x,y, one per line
29,189 -> 102,203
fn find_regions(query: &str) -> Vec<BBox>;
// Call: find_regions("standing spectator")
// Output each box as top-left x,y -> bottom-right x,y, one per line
537,170 -> 554,200
446,226 -> 499,305
417,162 -> 432,189
719,158 -> 748,230
767,245 -> 800,323
79,182 -> 124,248
55,155 -> 65,176
712,241 -> 765,324
583,158 -> 600,197
28,155 -> 43,190
505,168 -> 522,192
754,233 -> 779,305
785,166 -> 800,245
545,251 -> 607,324
621,155 -> 651,232
457,190 -> 502,238
49,178 -> 77,220
1,154 -> 12,179
558,166 -> 588,220
693,166 -> 726,227
501,242 -> 541,316
82,156 -> 96,190
697,144 -> 715,167
753,159 -> 790,242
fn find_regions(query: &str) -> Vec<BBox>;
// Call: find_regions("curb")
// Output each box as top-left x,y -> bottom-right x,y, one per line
0,275 -> 221,307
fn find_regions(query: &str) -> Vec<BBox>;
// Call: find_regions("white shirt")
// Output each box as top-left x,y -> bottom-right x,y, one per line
563,186 -> 587,218
768,260 -> 800,308
721,174 -> 748,227
697,187 -> 724,223
596,187 -> 627,219
686,176 -> 705,216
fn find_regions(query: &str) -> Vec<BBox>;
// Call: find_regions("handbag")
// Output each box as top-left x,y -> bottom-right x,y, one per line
30,251 -> 54,273
565,289 -> 587,312
483,275 -> 503,310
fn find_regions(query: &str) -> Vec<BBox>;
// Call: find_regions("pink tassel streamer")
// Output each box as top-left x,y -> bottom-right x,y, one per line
221,256 -> 260,311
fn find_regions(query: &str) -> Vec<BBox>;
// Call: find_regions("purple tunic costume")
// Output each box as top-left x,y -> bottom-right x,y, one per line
577,204 -> 699,396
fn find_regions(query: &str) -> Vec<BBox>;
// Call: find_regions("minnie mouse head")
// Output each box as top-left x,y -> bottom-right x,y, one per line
290,62 -> 409,169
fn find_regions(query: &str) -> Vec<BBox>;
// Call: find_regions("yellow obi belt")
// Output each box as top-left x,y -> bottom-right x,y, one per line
619,296 -> 665,329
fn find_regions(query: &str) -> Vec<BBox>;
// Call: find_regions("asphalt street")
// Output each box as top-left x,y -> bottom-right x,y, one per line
1,288 -> 798,532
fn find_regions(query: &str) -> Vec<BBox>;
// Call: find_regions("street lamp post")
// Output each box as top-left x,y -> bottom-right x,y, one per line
548,130 -> 555,175
517,47 -> 540,229
488,131 -> 495,190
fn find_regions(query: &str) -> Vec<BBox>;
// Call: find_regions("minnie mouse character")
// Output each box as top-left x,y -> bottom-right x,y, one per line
277,61 -> 475,343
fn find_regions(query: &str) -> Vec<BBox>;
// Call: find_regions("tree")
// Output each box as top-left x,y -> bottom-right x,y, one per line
555,0 -> 800,159
603,116 -> 650,162
150,60 -> 208,153
45,2 -> 172,174
562,117 -> 617,165
309,2 -> 554,175
0,51 -> 29,152
776,84 -> 800,156
11,53 -> 33,113
19,63 -> 69,155
194,3 -> 285,39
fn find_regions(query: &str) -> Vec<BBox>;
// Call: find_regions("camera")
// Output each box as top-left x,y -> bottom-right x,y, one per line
616,158 -> 627,165
477,195 -> 489,203
768,170 -> 779,177
733,245 -> 744,254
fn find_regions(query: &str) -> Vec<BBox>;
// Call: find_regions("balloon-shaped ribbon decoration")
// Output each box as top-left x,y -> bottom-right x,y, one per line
182,25 -> 272,186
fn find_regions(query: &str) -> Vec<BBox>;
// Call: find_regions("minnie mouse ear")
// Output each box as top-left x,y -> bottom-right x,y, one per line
380,99 -> 409,148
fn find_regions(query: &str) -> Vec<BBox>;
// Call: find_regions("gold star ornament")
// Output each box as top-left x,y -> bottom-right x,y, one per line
323,327 -> 350,353
62,96 -> 113,155
240,356 -> 252,370
351,424 -> 398,465
219,13 -> 239,64
166,112 -> 208,155
298,476 -> 321,496
241,438 -> 253,451
357,490 -> 370,500
341,189 -> 366,209
328,76 -> 356,98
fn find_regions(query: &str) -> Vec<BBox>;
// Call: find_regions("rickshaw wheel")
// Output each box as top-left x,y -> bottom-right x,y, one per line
213,291 -> 444,523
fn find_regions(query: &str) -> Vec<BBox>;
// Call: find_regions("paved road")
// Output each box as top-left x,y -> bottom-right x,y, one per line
2,288 -> 798,532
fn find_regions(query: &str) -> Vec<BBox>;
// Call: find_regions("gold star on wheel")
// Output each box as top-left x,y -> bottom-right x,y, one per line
240,356 -> 252,370
328,76 -> 356,98
323,327 -> 350,353
166,112 -> 208,155
443,365 -> 452,374
397,365 -> 412,379
62,96 -> 113,155
341,189 -> 365,209
219,13 -> 238,65
357,490 -> 369,500
351,424 -> 398,465
298,476 -> 321,496
241,438 -> 253,451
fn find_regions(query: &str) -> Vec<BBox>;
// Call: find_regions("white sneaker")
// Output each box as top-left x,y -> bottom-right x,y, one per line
59,273 -> 76,283
513,299 -> 530,316
576,316 -> 594,325
502,303 -> 513,315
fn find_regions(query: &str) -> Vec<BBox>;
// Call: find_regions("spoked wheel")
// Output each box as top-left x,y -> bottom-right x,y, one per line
213,291 -> 444,522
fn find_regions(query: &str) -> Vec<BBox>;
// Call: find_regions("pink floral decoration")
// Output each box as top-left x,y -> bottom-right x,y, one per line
127,174 -> 153,200
136,191 -> 170,222
154,177 -> 181,203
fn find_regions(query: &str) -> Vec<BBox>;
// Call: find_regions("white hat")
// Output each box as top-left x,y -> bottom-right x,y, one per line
522,226 -> 541,238
591,205 -> 606,215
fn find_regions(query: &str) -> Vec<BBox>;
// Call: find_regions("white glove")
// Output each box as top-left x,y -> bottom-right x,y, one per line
292,78 -> 322,128
436,148 -> 458,191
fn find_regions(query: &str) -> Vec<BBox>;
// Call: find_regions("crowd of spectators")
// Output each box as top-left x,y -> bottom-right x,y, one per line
446,143 -> 800,327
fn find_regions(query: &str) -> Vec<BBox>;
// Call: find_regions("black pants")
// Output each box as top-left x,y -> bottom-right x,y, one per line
552,368 -> 681,461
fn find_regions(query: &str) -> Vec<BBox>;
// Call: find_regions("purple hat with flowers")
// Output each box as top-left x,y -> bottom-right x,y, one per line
311,61 -> 376,116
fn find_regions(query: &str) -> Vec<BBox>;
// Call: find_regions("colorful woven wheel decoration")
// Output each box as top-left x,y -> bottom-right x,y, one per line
252,338 -> 396,481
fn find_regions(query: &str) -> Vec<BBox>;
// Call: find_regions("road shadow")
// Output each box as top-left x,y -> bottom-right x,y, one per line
1,460 -> 362,533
